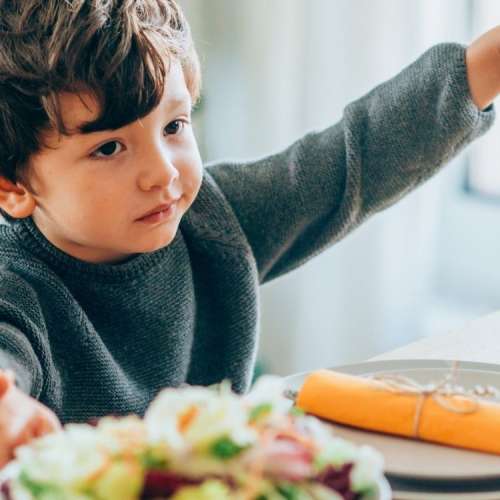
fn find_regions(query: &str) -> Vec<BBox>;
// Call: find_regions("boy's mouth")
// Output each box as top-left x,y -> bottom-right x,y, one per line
136,201 -> 179,223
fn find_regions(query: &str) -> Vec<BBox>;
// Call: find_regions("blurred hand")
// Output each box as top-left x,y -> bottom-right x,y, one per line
466,25 -> 500,110
0,370 -> 61,468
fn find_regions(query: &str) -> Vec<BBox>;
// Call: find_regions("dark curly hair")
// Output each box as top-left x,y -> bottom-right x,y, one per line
0,0 -> 201,192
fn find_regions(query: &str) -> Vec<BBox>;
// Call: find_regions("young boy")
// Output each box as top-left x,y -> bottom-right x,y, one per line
0,0 -> 498,465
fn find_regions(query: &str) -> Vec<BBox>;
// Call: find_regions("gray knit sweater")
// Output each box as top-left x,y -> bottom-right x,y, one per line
0,43 -> 495,423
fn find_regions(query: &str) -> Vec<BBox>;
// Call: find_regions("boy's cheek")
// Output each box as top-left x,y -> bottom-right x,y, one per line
181,152 -> 203,195
188,166 -> 203,202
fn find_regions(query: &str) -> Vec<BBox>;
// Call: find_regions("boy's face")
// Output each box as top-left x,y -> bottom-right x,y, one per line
21,60 -> 203,264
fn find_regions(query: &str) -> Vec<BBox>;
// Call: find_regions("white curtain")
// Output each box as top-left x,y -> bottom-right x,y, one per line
181,0 -> 477,375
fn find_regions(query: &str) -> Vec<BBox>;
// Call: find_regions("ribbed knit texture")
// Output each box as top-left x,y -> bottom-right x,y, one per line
0,43 -> 495,423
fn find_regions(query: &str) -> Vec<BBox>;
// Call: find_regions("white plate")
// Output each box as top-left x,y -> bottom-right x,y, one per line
284,359 -> 500,484
365,476 -> 391,500
392,491 -> 500,500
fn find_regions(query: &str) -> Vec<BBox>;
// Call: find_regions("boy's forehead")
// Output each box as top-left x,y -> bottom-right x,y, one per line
54,59 -> 190,137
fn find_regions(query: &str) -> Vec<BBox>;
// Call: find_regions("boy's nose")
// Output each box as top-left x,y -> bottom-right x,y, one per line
138,150 -> 180,192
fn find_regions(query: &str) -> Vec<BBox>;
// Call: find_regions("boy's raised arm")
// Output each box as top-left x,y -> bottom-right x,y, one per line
207,40 -> 495,284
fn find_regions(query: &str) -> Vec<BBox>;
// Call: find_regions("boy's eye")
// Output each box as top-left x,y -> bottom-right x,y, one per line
92,141 -> 122,159
164,119 -> 185,135
90,119 -> 187,160
90,120 -> 185,159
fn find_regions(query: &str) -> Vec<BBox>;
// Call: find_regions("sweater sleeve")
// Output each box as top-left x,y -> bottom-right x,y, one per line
206,43 -> 495,284
0,271 -> 45,397
0,322 -> 43,396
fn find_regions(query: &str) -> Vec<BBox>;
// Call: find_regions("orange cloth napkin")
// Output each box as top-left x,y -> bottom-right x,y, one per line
296,369 -> 500,455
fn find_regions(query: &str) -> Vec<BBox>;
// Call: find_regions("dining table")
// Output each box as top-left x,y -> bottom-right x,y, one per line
284,309 -> 500,499
369,310 -> 500,365
366,309 -> 500,500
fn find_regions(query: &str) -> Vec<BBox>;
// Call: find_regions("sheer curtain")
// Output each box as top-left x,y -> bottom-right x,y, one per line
181,0 -> 476,375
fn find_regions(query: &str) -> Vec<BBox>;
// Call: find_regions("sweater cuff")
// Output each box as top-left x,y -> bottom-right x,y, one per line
435,42 -> 496,135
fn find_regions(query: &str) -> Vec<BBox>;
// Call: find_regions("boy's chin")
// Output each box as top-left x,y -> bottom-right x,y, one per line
135,232 -> 178,254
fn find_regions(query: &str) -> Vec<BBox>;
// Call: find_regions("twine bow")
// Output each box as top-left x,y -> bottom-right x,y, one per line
371,361 -> 479,438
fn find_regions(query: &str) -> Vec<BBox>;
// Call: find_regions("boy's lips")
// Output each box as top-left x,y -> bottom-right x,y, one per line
136,200 -> 180,221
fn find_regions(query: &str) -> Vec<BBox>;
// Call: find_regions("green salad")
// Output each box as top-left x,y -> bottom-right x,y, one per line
0,377 -> 385,500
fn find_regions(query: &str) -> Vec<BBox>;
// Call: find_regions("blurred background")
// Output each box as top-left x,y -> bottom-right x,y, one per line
181,0 -> 500,376
0,1 -> 497,379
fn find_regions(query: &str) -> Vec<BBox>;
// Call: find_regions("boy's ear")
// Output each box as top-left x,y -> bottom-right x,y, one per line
0,176 -> 36,218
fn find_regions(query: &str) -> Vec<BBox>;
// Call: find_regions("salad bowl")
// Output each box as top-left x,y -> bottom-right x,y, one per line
0,377 -> 390,500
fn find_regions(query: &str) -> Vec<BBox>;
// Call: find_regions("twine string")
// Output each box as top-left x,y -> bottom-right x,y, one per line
372,361 -> 479,438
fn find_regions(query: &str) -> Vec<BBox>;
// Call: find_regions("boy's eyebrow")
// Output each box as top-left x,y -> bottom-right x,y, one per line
70,94 -> 191,136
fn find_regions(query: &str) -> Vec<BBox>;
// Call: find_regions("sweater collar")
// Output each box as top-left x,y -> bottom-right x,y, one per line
7,216 -> 177,282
